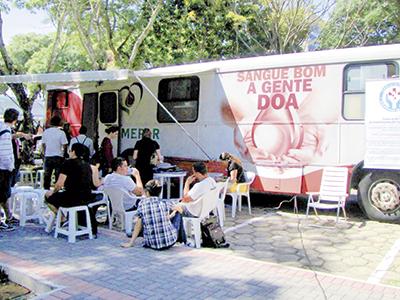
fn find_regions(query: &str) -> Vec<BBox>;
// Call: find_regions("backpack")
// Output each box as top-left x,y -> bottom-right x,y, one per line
74,136 -> 90,162
201,215 -> 229,248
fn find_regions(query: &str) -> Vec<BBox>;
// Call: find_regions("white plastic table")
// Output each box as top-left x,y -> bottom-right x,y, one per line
153,171 -> 187,199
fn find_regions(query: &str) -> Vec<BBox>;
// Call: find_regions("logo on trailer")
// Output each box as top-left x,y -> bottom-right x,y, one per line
379,82 -> 400,112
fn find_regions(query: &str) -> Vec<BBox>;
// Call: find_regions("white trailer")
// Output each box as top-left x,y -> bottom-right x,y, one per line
2,43 -> 400,222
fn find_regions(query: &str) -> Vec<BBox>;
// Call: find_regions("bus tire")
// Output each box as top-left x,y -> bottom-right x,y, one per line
358,172 -> 400,222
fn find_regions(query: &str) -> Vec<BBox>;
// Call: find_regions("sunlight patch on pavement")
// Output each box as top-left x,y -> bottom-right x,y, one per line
224,215 -> 270,234
367,239 -> 400,284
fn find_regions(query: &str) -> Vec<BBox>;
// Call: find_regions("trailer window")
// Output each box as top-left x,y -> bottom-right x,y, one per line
99,92 -> 118,124
157,76 -> 200,123
343,63 -> 397,120
50,90 -> 68,109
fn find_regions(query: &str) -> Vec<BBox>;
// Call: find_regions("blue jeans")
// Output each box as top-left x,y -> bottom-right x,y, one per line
170,212 -> 187,244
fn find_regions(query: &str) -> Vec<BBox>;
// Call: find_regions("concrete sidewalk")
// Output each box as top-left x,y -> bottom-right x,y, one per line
1,225 -> 400,300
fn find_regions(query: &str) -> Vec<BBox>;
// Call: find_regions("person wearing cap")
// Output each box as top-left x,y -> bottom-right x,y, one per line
121,179 -> 186,250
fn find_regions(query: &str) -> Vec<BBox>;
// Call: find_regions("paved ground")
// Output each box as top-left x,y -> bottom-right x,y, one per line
223,205 -> 400,287
1,200 -> 400,299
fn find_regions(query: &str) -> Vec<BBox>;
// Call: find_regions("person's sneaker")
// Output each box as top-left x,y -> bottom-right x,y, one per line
0,222 -> 15,231
6,216 -> 19,225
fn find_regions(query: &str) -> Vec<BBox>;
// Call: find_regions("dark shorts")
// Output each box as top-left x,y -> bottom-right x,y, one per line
0,169 -> 12,203
46,191 -> 93,209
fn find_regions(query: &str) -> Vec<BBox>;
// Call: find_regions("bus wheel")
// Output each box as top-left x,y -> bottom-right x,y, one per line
358,172 -> 400,222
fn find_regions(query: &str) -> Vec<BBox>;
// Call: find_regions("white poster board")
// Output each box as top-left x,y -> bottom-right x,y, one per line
365,79 -> 400,169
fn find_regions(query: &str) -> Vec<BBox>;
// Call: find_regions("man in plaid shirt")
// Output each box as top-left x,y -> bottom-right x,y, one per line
121,180 -> 185,250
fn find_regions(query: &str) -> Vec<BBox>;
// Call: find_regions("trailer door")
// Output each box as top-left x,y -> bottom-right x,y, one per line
82,93 -> 98,144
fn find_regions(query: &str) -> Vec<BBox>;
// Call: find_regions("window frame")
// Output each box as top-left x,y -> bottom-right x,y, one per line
157,76 -> 200,123
342,61 -> 398,121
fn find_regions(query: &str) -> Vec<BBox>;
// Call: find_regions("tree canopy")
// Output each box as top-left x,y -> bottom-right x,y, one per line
317,0 -> 400,49
2,0 -> 399,73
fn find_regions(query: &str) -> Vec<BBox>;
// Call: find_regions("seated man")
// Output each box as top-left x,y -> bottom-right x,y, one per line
173,162 -> 216,218
103,157 -> 144,211
121,180 -> 186,250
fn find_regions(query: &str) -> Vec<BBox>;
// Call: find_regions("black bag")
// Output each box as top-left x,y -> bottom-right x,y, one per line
201,216 -> 229,248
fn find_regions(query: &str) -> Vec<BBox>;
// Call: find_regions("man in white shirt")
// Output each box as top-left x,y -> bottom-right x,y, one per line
174,162 -> 216,217
0,108 -> 19,231
42,116 -> 68,189
103,157 -> 144,210
69,125 -> 94,158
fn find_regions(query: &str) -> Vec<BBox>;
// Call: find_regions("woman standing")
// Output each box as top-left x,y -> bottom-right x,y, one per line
133,128 -> 162,185
100,125 -> 119,176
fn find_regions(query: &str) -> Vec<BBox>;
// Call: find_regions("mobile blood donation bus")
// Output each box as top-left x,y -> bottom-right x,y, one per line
1,43 -> 400,222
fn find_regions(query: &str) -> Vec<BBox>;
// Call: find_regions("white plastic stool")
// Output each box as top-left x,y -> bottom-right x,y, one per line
35,170 -> 44,189
19,170 -> 34,186
12,191 -> 44,226
54,206 -> 93,243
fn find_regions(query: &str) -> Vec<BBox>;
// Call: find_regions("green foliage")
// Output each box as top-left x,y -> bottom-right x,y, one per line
0,83 -> 8,94
318,0 -> 400,49
2,0 -> 400,74
6,32 -> 91,73
134,0 -> 238,67
7,34 -> 52,72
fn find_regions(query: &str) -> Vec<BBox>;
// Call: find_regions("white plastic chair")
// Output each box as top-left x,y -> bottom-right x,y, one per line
183,185 -> 222,248
306,167 -> 349,223
103,187 -> 138,235
226,171 -> 256,218
88,190 -> 112,230
215,179 -> 229,227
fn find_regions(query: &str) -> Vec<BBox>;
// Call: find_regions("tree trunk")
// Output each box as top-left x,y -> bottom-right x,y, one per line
0,12 -> 37,164
128,0 -> 163,66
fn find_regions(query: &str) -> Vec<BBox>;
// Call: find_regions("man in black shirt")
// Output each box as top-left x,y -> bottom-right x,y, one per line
133,128 -> 162,185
